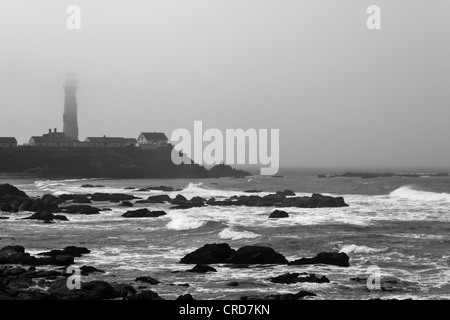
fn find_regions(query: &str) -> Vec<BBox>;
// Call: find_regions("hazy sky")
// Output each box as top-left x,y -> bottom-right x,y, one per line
0,0 -> 449,169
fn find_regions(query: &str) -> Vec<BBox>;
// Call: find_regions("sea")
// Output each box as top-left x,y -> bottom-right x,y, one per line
1,169 -> 449,300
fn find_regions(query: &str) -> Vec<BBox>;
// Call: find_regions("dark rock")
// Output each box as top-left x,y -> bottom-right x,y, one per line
270,273 -> 330,284
62,205 -> 100,215
38,246 -> 90,258
135,276 -> 159,285
80,265 -> 105,276
0,216 -> 9,219
122,209 -> 166,218
1,276 -> 36,289
147,194 -> 171,203
176,294 -> 195,300
227,246 -> 288,265
53,215 -> 69,221
171,194 -> 187,204
80,184 -> 105,188
288,252 -> 350,267
71,196 -> 91,204
241,290 -> 316,300
1,203 -> 16,212
146,186 -> 179,192
22,269 -> 62,279
58,194 -> 91,201
0,246 -> 38,265
0,184 -> 27,198
269,210 -> 289,219
60,246 -> 91,257
48,278 -> 120,300
170,203 -> 205,209
228,282 -> 240,287
28,199 -> 59,213
41,254 -> 74,266
174,283 -> 190,287
134,200 -> 150,204
41,194 -> 59,203
24,210 -> 68,221
304,193 -> 348,208
124,290 -> 164,300
119,201 -> 133,207
187,264 -> 217,273
208,164 -> 251,178
180,243 -> 236,264
205,192 -> 348,208
244,190 -> 263,193
189,196 -> 206,203
0,245 -> 76,266
277,190 -> 296,196
110,283 -> 137,297
91,193 -> 137,202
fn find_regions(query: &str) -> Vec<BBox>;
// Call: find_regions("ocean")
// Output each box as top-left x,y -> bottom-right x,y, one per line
1,170 -> 449,300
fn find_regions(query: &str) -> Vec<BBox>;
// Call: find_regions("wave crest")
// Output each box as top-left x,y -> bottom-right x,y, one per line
166,214 -> 206,230
218,227 -> 259,240
389,186 -> 450,202
339,244 -> 385,254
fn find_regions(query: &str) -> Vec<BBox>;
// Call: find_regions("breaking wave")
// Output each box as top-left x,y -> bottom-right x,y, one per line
389,186 -> 450,202
218,227 -> 260,240
166,214 -> 206,231
339,244 -> 386,254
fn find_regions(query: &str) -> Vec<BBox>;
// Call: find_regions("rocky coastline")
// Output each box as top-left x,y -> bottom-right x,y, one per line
0,182 -> 358,300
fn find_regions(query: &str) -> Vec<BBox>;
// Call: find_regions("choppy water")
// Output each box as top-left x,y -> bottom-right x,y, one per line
1,170 -> 449,300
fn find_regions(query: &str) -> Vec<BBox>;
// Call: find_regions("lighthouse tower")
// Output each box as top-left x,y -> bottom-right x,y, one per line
63,72 -> 79,141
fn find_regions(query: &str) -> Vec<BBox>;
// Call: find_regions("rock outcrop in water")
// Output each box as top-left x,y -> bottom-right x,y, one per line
180,244 -> 288,265
0,245 -> 163,300
241,290 -> 316,300
187,264 -> 217,273
269,210 -> 289,218
147,194 -> 172,203
288,252 -> 350,267
122,209 -> 167,218
318,172 -> 450,179
227,246 -> 288,265
24,211 -> 69,221
61,205 -> 101,215
205,193 -> 348,208
0,184 -> 27,198
180,243 -> 236,264
0,246 -> 74,266
270,273 -> 330,284
135,276 -> 160,285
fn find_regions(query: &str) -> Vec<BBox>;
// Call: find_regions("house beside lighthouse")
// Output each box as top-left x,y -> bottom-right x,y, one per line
137,132 -> 169,149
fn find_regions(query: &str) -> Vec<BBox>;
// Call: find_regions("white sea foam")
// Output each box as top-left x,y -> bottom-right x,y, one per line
339,244 -> 386,254
218,227 -> 260,240
389,186 -> 450,202
166,213 -> 206,230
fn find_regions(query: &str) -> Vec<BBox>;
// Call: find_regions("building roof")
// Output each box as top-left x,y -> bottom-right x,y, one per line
0,137 -> 17,143
31,132 -> 72,142
139,132 -> 168,141
86,137 -> 137,144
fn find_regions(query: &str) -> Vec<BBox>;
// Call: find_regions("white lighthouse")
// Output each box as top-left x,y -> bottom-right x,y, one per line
63,72 -> 79,141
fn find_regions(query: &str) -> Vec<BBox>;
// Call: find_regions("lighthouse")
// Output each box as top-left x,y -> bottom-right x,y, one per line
63,72 -> 79,141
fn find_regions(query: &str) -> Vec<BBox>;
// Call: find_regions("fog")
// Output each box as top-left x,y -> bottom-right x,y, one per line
0,0 -> 449,169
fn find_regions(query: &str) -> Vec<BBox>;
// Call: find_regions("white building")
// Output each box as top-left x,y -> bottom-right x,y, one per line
137,132 -> 169,149
84,136 -> 137,148
0,137 -> 17,148
29,129 -> 73,147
